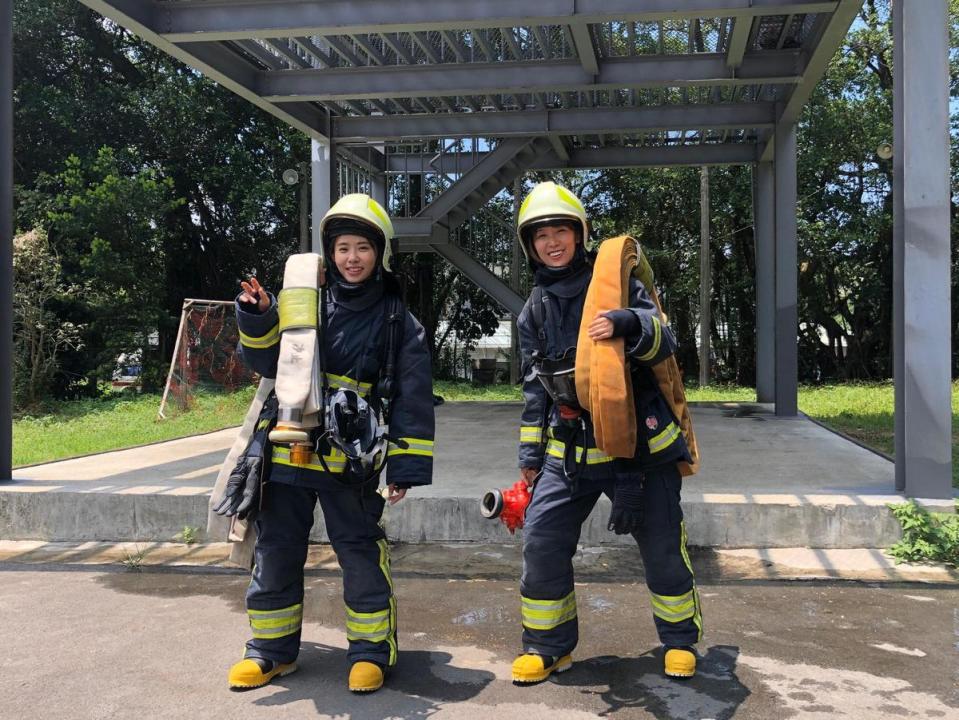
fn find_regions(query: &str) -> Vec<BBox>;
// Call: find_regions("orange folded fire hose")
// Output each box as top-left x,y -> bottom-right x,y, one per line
575,235 -> 700,476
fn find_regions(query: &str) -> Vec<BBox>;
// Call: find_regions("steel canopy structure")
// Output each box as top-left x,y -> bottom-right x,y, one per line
1,0 -> 952,499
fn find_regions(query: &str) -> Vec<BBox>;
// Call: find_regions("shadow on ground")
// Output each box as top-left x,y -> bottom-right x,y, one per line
251,642 -> 495,719
554,645 -> 749,720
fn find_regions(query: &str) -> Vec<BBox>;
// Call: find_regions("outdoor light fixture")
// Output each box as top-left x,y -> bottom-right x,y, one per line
876,142 -> 893,160
282,168 -> 299,185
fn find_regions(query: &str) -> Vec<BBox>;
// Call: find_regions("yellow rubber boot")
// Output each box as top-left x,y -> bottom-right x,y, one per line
664,647 -> 696,678
349,661 -> 385,693
228,657 -> 297,690
511,653 -> 573,685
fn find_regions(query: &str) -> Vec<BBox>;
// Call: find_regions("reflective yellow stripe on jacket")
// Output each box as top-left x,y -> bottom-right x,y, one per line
519,426 -> 544,444
637,315 -> 662,362
387,437 -> 434,458
272,446 -> 346,473
325,372 -> 372,395
545,438 -> 614,465
239,325 -> 280,350
648,421 -> 681,454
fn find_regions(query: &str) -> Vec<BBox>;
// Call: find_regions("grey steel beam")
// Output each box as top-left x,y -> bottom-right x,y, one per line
350,34 -> 389,65
411,32 -> 442,64
334,102 -> 776,141
323,35 -> 366,66
893,0 -> 953,499
440,30 -> 469,63
567,144 -> 755,168
380,33 -> 415,64
570,23 -> 600,75
261,52 -> 803,102
754,162 -> 775,403
1,0 -> 12,482
726,16 -> 751,68
415,137 -> 534,221
236,39 -> 284,70
158,1 -> 840,42
385,143 -> 756,172
431,242 -> 525,317
311,139 -> 334,254
893,0 -> 904,492
773,122 -> 797,417
391,218 -> 438,237
78,1 -> 333,142
759,0 -> 860,161
549,135 -> 571,162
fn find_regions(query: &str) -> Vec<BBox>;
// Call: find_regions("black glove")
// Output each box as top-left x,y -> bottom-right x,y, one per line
213,454 -> 262,519
607,473 -> 645,535
213,393 -> 277,520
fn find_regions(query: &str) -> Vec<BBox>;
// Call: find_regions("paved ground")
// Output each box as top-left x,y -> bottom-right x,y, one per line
2,562 -> 956,720
13,403 -> 900,498
7,402 -> 935,548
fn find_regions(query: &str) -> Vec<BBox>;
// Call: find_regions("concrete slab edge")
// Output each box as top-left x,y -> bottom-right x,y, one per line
0,541 -> 955,585
0,491 -> 908,548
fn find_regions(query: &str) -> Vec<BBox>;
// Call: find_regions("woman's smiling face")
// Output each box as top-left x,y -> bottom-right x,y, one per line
532,224 -> 578,268
333,234 -> 377,283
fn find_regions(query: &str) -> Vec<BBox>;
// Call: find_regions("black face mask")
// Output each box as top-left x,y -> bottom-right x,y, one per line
533,245 -> 591,287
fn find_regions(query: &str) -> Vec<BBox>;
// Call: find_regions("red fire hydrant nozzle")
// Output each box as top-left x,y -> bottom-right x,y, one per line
481,480 -> 532,534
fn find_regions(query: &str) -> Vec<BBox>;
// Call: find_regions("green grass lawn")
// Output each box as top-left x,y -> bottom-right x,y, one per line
12,387 -> 256,467
12,381 -> 958,485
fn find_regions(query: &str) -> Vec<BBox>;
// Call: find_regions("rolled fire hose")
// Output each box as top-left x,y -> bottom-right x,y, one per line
269,253 -> 324,458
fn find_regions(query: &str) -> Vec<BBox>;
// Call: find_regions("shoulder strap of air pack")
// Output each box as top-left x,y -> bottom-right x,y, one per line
373,293 -> 406,422
529,285 -> 547,353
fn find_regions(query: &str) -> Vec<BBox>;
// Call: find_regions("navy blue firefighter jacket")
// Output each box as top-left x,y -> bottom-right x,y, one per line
235,285 -> 434,489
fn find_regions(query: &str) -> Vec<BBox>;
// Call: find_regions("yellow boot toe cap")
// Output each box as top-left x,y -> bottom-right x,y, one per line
349,661 -> 385,693
228,658 -> 297,689
511,653 -> 573,684
664,648 -> 696,678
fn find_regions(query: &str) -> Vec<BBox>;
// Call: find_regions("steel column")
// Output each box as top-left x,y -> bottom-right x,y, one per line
311,138 -> 333,254
754,162 -> 776,404
893,0 -> 953,499
1,0 -> 12,481
774,122 -> 798,416
699,167 -> 711,386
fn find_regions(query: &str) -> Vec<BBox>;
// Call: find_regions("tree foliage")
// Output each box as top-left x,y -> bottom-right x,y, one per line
10,0 -> 958,405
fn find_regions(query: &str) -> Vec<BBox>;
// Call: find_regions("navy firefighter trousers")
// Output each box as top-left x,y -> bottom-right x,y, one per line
244,468 -> 396,668
521,459 -> 702,658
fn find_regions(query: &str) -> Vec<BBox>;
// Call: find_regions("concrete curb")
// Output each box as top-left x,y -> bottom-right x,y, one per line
0,488 -> 916,548
0,541 -> 955,585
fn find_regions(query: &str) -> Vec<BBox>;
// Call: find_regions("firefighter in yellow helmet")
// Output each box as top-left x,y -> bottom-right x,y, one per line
511,182 -> 702,684
219,193 -> 435,693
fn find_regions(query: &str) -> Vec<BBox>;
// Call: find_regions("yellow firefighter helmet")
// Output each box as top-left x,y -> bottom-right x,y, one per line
516,181 -> 589,264
320,193 -> 395,271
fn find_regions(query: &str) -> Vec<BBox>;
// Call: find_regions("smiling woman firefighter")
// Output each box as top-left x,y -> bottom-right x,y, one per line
512,181 -> 702,684
214,193 -> 434,694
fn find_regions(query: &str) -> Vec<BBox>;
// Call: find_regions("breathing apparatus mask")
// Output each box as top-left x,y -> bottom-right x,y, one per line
317,388 -> 406,485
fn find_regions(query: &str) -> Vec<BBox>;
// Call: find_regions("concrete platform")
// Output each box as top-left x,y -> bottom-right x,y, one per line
2,403 -> 951,547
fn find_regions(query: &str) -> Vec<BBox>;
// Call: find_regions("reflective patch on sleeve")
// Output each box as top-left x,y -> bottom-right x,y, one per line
239,325 -> 280,350
388,437 -> 434,458
520,426 -> 544,444
637,316 -> 662,362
